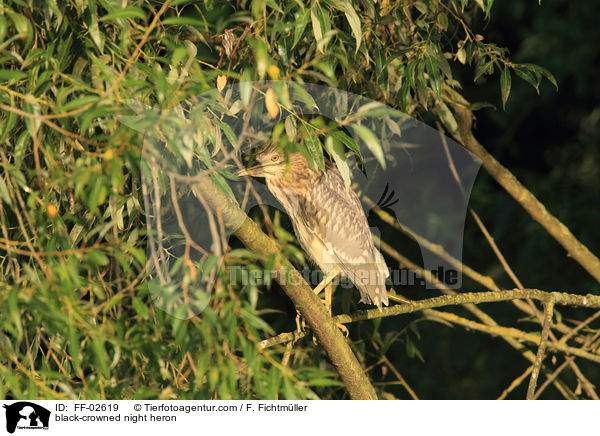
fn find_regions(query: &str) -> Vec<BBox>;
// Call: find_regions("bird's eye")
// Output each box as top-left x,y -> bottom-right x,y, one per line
271,154 -> 279,162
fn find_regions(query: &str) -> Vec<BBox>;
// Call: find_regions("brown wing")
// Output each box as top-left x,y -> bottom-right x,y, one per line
296,167 -> 389,307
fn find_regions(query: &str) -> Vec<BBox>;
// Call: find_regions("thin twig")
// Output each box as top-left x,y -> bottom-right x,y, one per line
371,339 -> 419,400
526,300 -> 555,399
497,366 -> 533,400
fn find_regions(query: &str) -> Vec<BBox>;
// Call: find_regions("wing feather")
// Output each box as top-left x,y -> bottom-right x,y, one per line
296,167 -> 389,307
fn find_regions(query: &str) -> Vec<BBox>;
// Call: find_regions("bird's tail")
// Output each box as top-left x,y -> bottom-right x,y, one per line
345,261 -> 389,309
359,281 -> 389,309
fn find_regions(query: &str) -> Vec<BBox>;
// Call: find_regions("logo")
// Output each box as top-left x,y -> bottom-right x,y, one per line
123,81 -> 481,318
3,402 -> 50,434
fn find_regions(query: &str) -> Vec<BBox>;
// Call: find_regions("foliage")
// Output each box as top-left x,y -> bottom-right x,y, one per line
0,0 -> 595,400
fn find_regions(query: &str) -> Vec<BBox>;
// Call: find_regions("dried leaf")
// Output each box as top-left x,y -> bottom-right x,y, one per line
265,88 -> 279,119
217,75 -> 227,92
268,65 -> 280,79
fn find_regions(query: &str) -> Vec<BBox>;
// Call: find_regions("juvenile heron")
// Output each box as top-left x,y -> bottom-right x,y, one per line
238,142 -> 390,310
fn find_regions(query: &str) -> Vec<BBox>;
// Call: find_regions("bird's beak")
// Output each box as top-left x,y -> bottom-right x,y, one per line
236,164 -> 266,177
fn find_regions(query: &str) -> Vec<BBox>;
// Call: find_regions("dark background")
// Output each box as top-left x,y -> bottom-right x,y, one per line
395,0 -> 600,398
254,0 -> 600,399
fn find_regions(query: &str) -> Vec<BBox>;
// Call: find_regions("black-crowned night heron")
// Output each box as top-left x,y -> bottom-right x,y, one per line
238,142 -> 390,313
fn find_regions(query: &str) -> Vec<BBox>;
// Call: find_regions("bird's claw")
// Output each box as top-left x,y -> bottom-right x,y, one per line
337,323 -> 349,337
311,323 -> 349,344
295,312 -> 307,334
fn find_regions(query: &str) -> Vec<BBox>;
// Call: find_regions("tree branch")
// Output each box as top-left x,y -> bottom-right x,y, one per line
527,300 -> 555,399
191,174 -> 378,400
261,290 -> 600,365
452,103 -> 600,285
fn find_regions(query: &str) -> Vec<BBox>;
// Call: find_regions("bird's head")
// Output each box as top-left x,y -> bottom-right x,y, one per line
237,143 -> 308,179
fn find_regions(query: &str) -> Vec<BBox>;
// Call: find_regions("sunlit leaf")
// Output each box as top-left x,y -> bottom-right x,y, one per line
500,66 -> 511,109
329,0 -> 362,53
351,124 -> 385,168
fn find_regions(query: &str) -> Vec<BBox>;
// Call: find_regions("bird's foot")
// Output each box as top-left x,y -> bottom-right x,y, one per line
337,322 -> 349,337
295,312 -> 306,334
323,287 -> 349,336
311,322 -> 349,344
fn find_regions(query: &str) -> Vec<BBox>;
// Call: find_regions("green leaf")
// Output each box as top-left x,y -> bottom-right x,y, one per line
0,175 -> 13,206
7,11 -> 32,48
351,124 -> 386,169
88,249 -> 109,267
103,294 -> 125,313
527,64 -> 558,90
0,16 -> 7,44
435,101 -> 458,136
100,7 -> 147,21
330,130 -> 362,160
132,297 -> 150,319
426,54 -> 441,98
474,0 -> 486,12
249,38 -> 268,78
414,1 -> 428,14
310,4 -> 324,53
513,66 -> 539,93
201,256 -> 219,281
7,288 -> 22,342
0,70 -> 26,81
500,66 -> 511,110
88,16 -> 104,51
251,0 -> 265,19
474,58 -> 496,82
162,17 -> 205,27
67,322 -> 81,372
240,68 -> 254,105
309,378 -> 343,387
329,0 -> 362,53
310,2 -> 331,54
265,0 -> 283,13
291,82 -> 318,109
60,95 -> 99,112
87,173 -> 107,215
285,115 -> 297,141
325,136 -> 351,188
470,101 -> 496,110
91,338 -> 109,377
437,12 -> 448,30
293,9 -> 310,48
303,129 -> 325,171
210,171 -> 236,200
405,60 -> 417,89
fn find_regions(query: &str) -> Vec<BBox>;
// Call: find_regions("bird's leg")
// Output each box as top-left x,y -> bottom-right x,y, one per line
312,268 -> 348,337
295,312 -> 306,335
313,268 -> 340,297
325,281 -> 332,312
294,270 -> 339,338
325,281 -> 349,337
305,268 -> 351,344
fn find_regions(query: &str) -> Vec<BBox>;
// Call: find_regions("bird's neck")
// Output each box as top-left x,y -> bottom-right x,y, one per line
265,168 -> 321,216
267,168 -> 321,192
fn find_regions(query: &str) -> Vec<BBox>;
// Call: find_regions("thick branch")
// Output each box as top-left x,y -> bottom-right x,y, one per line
453,104 -> 600,285
191,175 -> 377,400
333,289 -> 600,321
261,290 -> 600,364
